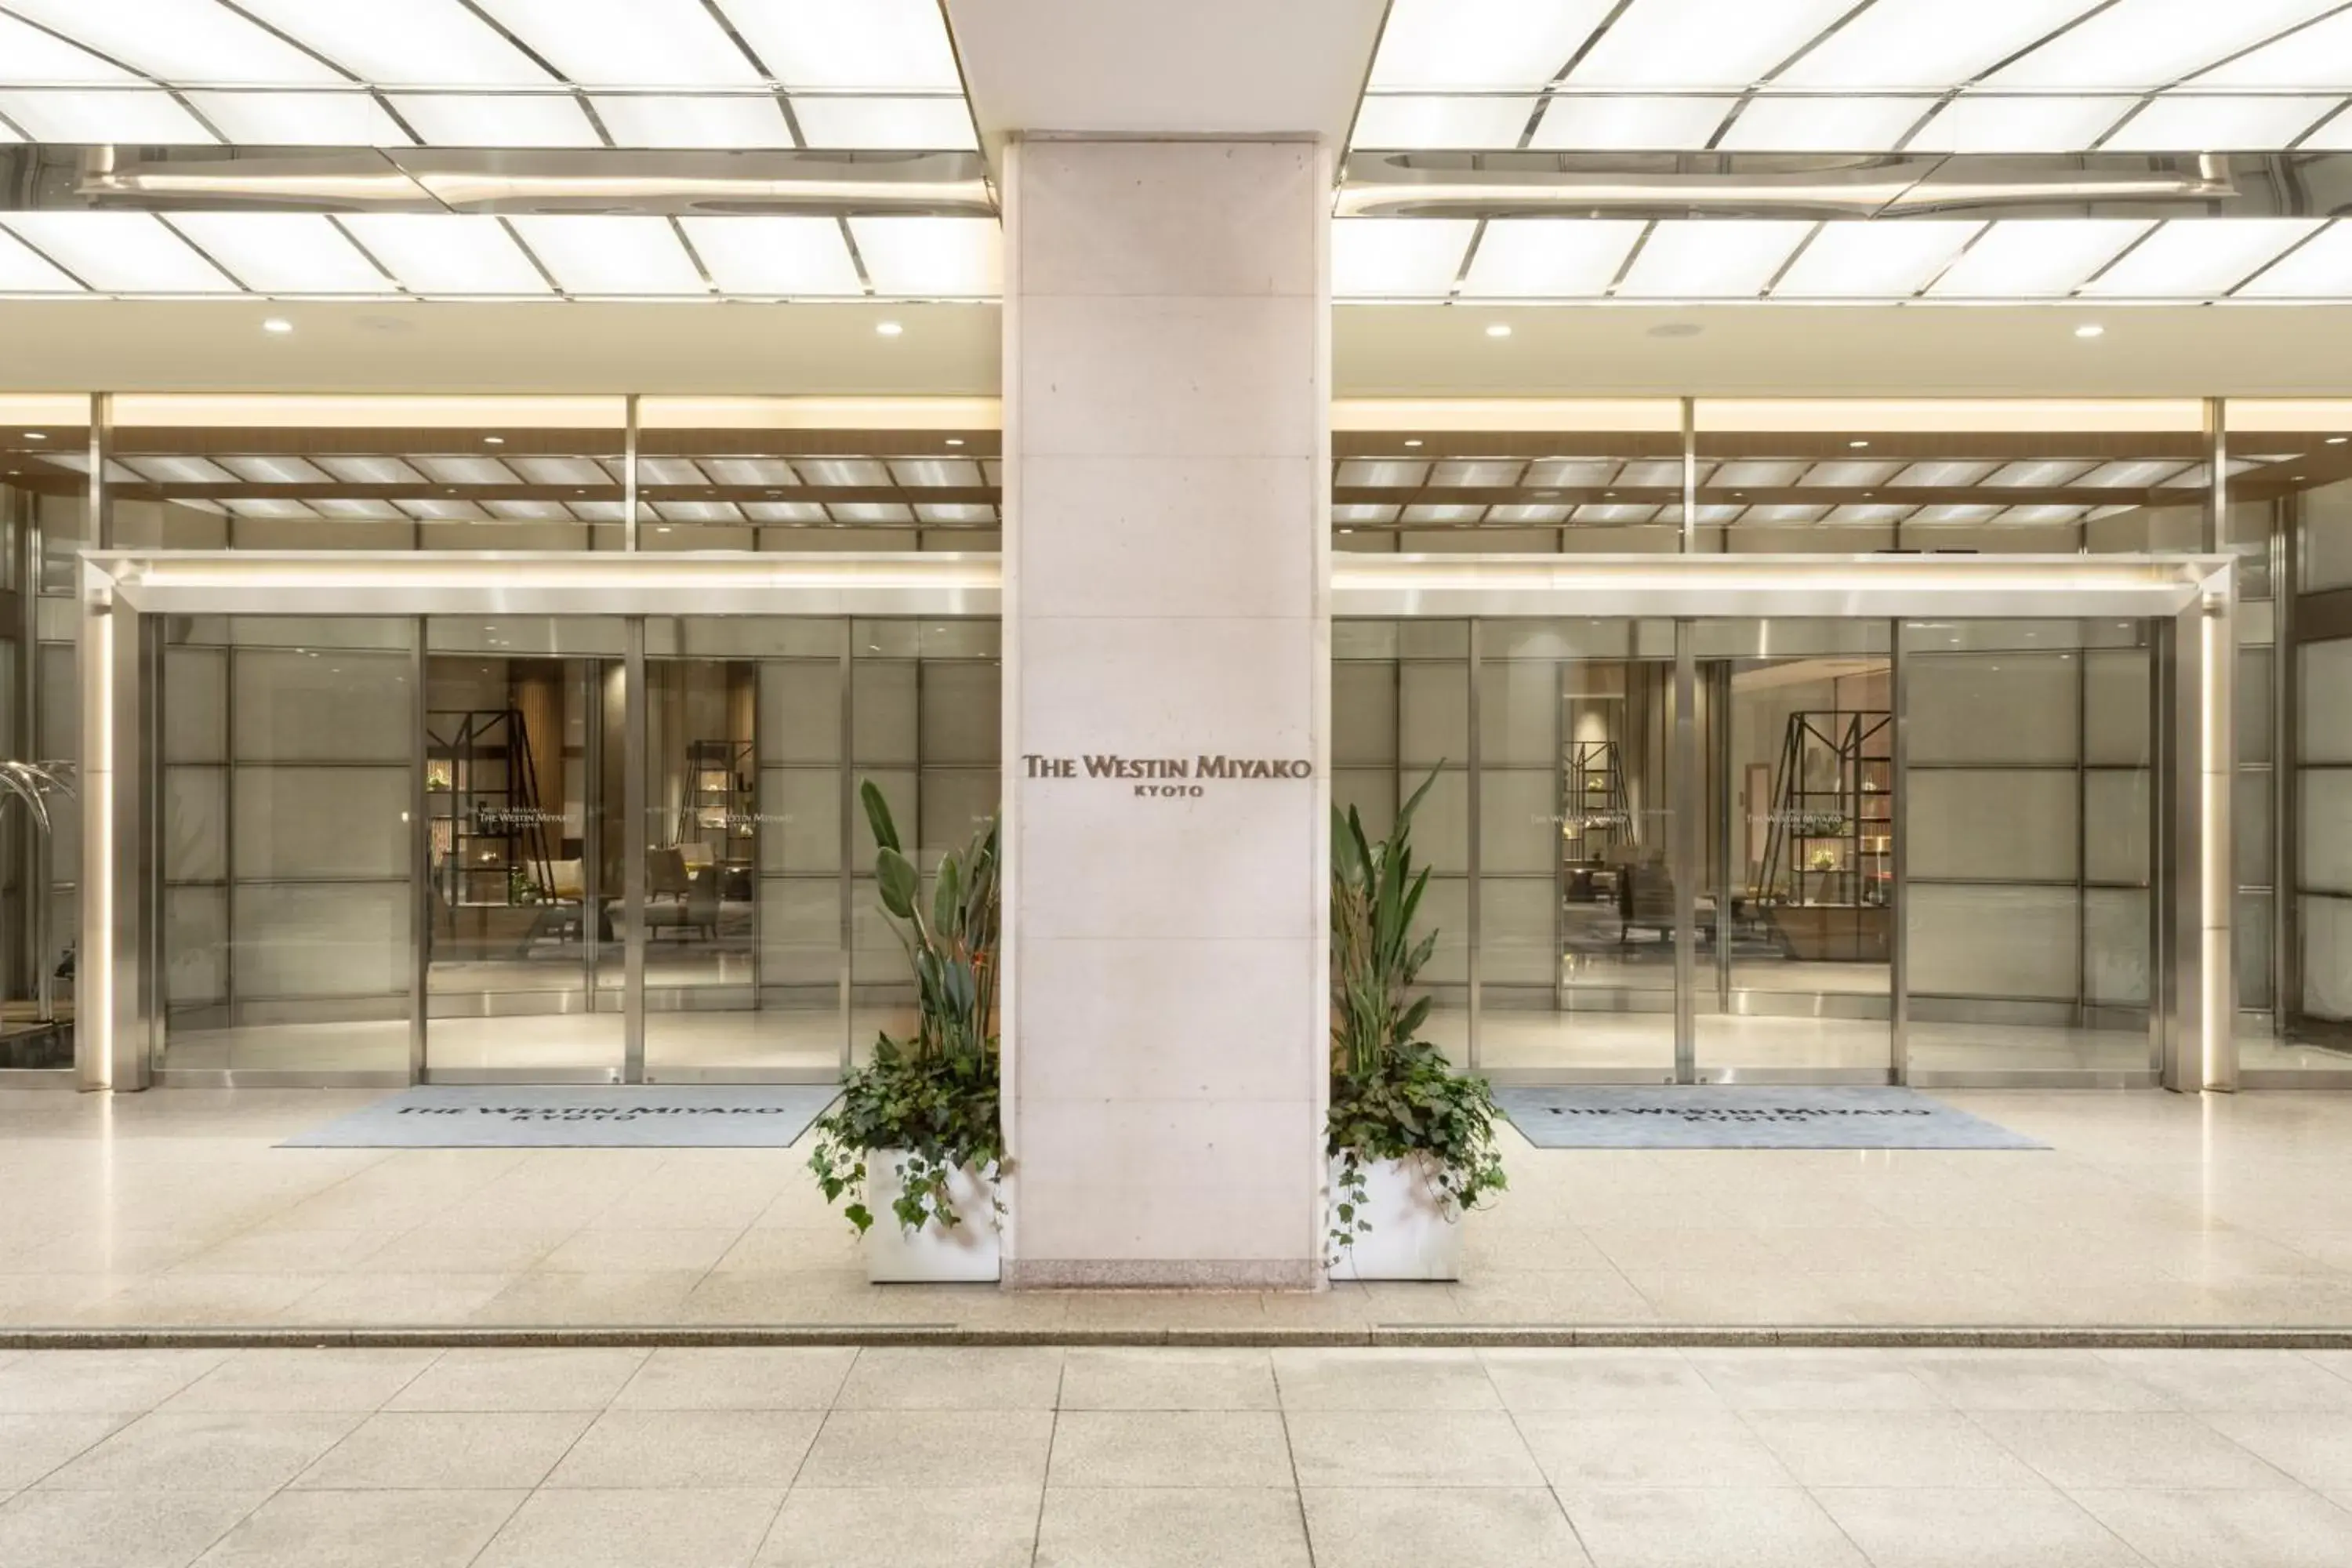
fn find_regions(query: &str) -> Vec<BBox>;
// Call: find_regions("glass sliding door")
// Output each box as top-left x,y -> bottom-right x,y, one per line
642,616 -> 847,1080
423,617 -> 626,1079
1474,618 -> 1679,1077
1901,619 -> 2156,1078
1693,619 -> 1893,1080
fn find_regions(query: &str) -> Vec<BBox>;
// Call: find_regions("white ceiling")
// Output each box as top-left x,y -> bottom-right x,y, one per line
0,0 -> 975,148
13,296 -> 2352,398
1356,0 -> 2352,152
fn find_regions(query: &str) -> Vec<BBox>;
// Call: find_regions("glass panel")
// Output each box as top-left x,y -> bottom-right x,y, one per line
1695,618 -> 1892,1076
644,616 -> 852,1077
110,394 -> 628,553
1904,619 -> 2154,1075
424,618 -> 624,1076
160,616 -> 415,1073
1472,617 -> 1677,1076
845,619 -> 1000,1068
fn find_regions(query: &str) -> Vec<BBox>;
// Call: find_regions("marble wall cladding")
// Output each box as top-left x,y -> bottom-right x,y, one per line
1005,140 -> 1329,1286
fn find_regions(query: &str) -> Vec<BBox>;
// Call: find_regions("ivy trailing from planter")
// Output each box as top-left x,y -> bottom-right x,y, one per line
808,781 -> 1004,1236
1328,764 -> 1508,1262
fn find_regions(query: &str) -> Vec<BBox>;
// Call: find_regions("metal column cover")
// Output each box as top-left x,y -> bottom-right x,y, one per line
622,619 -> 647,1081
1672,620 -> 1697,1082
78,589 -> 150,1090
1889,619 -> 1910,1084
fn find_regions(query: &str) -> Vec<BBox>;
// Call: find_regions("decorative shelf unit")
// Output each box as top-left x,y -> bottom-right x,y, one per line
1755,709 -> 1893,961
426,708 -> 557,924
679,739 -> 756,866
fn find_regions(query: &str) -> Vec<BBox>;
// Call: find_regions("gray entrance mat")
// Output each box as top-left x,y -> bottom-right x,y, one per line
280,1085 -> 840,1149
1496,1086 -> 2047,1150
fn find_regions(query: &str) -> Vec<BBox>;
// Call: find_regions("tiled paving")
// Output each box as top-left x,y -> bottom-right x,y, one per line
7,1087 -> 2352,1332
0,1345 -> 2350,1566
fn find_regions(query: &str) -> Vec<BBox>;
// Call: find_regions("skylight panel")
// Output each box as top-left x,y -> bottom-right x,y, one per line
1336,462 -> 1431,488
164,215 -> 391,294
3,0 -> 339,85
1488,503 -> 1571,523
0,14 -> 137,82
1718,97 -> 1922,152
2101,96 -> 2336,151
1991,0 -> 2343,90
1925,220 -> 2154,298
1614,220 -> 1812,298
2232,220 -> 2352,296
1,214 -> 237,293
636,457 -> 709,485
0,89 -> 215,143
1567,1 -> 1862,89
1892,463 -> 2000,487
1904,96 -> 2129,152
1332,220 -> 1475,299
1523,459 -> 1619,487
2301,108 -> 2352,148
219,456 -> 332,485
0,227 -> 85,293
230,0 -> 550,85
888,459 -> 984,487
790,96 -> 980,150
1983,460 -> 2097,488
124,456 -> 234,484
1351,96 -> 1541,148
845,217 -> 1001,296
186,91 -> 411,146
1528,95 -> 1732,150
2080,460 -> 2195,486
337,216 -> 553,295
678,216 -> 862,296
2080,219 -> 2320,298
1710,461 -> 1808,487
511,457 -> 609,485
1776,0 -> 2101,89
1365,1 -> 1616,89
797,459 -> 891,486
508,218 -> 706,296
416,457 -> 521,485
1432,460 -> 1523,487
315,456 -> 426,485
720,0 -> 963,89
1614,460 -> 1684,488
1800,461 -> 1901,488
474,0 -> 760,88
1771,222 -> 1981,299
702,459 -> 800,485
2195,8 -> 2352,84
388,94 -> 601,148
1462,220 -> 1645,298
591,96 -> 793,149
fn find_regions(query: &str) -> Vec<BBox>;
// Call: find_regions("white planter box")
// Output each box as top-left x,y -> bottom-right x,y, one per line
861,1151 -> 1000,1283
1327,1152 -> 1465,1282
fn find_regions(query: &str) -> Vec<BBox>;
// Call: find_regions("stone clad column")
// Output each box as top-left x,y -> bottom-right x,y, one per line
1000,140 -> 1330,1289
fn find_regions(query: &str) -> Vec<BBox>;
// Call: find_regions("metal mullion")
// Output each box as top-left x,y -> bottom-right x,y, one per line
623,619 -> 647,1082
1673,619 -> 1696,1083
1467,618 -> 1482,1071
2275,487 -> 2299,1034
838,627 -> 854,1076
409,615 -> 427,1083
623,393 -> 641,552
1890,618 -> 1910,1083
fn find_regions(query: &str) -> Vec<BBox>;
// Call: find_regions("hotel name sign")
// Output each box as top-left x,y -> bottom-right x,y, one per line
1022,753 -> 1314,798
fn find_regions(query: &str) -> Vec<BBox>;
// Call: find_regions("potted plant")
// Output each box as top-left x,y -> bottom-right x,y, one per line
808,782 -> 1004,1283
1327,765 -> 1508,1281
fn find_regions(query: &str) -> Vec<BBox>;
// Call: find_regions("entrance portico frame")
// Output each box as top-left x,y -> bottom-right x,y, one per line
78,548 -> 2233,1094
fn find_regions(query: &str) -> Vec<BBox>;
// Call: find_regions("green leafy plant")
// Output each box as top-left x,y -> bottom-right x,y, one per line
1328,764 -> 1507,1262
808,781 -> 1004,1236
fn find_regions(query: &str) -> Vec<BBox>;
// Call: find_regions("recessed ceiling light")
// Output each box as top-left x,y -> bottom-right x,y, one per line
875,320 -> 903,337
2074,323 -> 2105,339
483,435 -> 504,445
2293,474 -> 2307,481
1483,322 -> 1512,338
1647,322 -> 1704,340
945,437 -> 964,447
2328,436 -> 2347,445
262,317 -> 293,334
23,432 -> 45,441
1848,439 -> 1869,449
1403,438 -> 1424,448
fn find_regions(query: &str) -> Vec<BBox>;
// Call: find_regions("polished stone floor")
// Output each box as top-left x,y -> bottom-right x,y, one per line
9,1087 -> 2352,1331
4,1345 -> 2352,1566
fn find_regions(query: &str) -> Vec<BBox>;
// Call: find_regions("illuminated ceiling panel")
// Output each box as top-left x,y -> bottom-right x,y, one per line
1331,220 -> 1475,299
846,217 -> 1002,297
1366,2 -> 1617,89
230,0 -> 549,85
1615,221 -> 1812,298
163,214 -> 392,294
473,0 -> 761,88
591,96 -> 794,150
0,89 -> 214,143
790,96 -> 978,150
1902,96 -> 2131,153
2081,219 -> 2321,298
2200,9 -> 2352,85
2102,96 -> 2337,151
679,217 -> 863,296
339,215 -> 552,296
720,0 -> 964,89
507,218 -> 710,296
1776,0 -> 2093,89
1989,0 -> 2343,89
0,229 -> 84,293
1770,223 -> 1980,299
388,95 -> 603,148
1352,96 -> 1539,149
1567,2 -> 1861,89
1718,97 -> 1922,152
2,0 -> 339,84
1460,220 -> 1645,298
2234,220 -> 2352,296
1924,220 -> 2154,299
1,213 -> 238,293
1527,95 -> 1731,150
187,91 -> 411,146
0,13 -> 135,82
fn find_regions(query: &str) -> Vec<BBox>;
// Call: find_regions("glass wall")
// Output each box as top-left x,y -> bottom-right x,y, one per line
162,617 -> 417,1074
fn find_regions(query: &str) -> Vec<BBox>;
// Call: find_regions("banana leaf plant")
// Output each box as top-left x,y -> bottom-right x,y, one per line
1327,761 -> 1506,1260
861,779 -> 998,1066
1330,764 -> 1440,1079
808,782 -> 1004,1236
